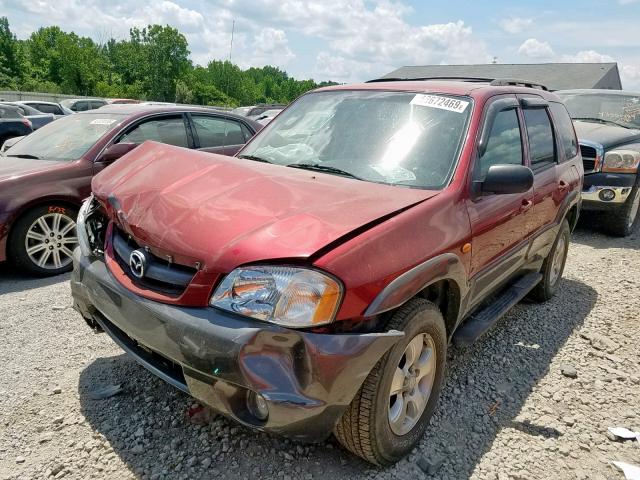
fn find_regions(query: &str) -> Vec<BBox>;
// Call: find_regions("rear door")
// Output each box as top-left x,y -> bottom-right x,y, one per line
520,97 -> 564,237
467,95 -> 534,296
188,114 -> 252,156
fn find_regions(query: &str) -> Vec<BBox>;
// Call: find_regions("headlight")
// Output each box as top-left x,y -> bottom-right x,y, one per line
210,266 -> 342,328
602,149 -> 640,173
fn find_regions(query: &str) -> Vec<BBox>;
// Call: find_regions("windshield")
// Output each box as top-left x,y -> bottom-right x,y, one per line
3,113 -> 125,160
240,90 -> 472,189
557,92 -> 640,129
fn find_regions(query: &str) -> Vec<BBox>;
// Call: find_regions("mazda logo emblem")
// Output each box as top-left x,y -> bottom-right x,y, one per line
129,249 -> 147,279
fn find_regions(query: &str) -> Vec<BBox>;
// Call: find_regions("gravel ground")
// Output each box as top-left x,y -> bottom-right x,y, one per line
0,219 -> 639,480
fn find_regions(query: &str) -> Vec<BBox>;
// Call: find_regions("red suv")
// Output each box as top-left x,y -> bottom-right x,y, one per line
71,79 -> 582,465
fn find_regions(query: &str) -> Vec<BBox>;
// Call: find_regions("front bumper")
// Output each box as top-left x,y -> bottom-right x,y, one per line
581,172 -> 637,211
70,250 -> 402,441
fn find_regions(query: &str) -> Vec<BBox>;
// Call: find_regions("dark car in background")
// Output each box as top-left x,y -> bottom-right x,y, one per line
1,102 -> 55,130
0,104 -> 33,149
233,103 -> 286,119
0,105 -> 262,276
60,98 -> 108,112
16,100 -> 73,118
557,89 -> 640,235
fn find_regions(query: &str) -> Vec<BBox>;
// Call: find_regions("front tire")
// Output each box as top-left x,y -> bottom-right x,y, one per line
606,186 -> 640,237
334,298 -> 447,465
9,204 -> 79,276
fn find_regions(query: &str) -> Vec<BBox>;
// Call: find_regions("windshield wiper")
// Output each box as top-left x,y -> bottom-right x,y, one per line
6,153 -> 41,159
286,163 -> 362,180
573,117 -> 632,129
237,154 -> 272,163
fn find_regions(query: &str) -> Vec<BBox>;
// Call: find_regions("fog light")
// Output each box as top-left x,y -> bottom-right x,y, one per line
247,391 -> 269,421
599,189 -> 615,201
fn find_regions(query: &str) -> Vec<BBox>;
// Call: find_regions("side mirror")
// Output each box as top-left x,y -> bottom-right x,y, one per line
99,143 -> 138,163
482,165 -> 534,195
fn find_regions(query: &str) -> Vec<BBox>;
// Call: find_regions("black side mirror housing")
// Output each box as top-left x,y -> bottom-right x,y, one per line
481,164 -> 534,195
99,143 -> 138,163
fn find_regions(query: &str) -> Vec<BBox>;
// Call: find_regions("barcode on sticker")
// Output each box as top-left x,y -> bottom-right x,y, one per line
410,94 -> 469,113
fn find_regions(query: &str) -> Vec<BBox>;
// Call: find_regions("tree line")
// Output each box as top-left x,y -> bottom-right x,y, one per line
0,17 -> 336,106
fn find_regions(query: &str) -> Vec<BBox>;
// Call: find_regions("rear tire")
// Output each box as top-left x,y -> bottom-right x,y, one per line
605,186 -> 640,237
9,204 -> 79,276
530,219 -> 570,302
333,298 -> 447,465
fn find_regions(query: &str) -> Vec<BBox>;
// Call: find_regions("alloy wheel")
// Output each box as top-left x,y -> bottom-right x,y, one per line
24,213 -> 78,270
388,333 -> 437,436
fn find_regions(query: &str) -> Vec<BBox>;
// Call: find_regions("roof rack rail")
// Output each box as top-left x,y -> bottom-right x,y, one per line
489,78 -> 548,91
366,76 -> 495,83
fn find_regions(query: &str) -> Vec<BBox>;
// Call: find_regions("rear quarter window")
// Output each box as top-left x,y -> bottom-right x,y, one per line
549,102 -> 579,160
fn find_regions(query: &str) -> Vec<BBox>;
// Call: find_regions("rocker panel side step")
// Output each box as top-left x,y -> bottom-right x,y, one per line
453,272 -> 543,347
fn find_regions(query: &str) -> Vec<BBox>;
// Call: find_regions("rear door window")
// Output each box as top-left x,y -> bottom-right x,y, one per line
90,101 -> 106,110
523,108 -> 556,168
118,115 -> 189,148
73,101 -> 89,112
33,103 -> 61,115
549,102 -> 578,160
478,108 -> 523,179
192,115 -> 246,147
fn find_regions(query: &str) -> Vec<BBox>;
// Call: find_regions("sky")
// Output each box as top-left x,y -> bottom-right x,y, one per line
2,0 -> 640,88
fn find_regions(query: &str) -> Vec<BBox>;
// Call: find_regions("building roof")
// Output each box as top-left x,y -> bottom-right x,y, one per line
379,63 -> 622,91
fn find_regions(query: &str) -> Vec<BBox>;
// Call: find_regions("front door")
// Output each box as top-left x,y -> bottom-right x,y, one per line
467,96 -> 534,301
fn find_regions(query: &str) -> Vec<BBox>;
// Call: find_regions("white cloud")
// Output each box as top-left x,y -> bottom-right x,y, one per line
621,65 -> 640,89
499,17 -> 533,34
560,50 -> 615,63
517,38 -> 555,59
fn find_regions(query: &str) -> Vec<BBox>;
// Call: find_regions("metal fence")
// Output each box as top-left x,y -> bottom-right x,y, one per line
0,91 -> 96,102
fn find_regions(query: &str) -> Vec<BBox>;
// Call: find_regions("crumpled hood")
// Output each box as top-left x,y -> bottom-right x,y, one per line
0,157 -> 67,183
574,120 -> 640,149
92,142 -> 438,271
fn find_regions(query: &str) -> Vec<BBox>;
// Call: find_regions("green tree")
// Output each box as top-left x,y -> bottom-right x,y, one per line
0,17 -> 22,87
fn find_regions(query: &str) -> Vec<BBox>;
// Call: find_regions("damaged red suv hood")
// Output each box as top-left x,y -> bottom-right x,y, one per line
92,142 -> 439,271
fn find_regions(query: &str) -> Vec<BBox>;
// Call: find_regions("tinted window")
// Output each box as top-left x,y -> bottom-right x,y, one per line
192,116 -> 246,147
119,116 -> 188,147
90,101 -> 106,110
478,108 -> 523,179
32,103 -> 61,115
74,101 -> 89,112
549,102 -> 578,160
523,108 -> 556,167
0,107 -> 21,119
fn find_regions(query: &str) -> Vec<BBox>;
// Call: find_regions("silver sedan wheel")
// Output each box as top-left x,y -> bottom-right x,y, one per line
388,333 -> 437,436
549,234 -> 567,286
627,189 -> 640,229
24,213 -> 77,270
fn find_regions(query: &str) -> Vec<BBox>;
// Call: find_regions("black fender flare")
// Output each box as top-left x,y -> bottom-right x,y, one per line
364,253 -> 469,317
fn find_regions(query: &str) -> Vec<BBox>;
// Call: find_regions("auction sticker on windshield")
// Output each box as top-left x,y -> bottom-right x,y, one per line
411,94 -> 469,113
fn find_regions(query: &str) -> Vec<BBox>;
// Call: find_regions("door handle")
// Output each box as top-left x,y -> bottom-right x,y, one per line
520,199 -> 533,212
559,180 -> 569,191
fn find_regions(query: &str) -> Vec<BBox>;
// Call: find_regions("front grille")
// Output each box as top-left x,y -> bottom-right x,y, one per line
580,145 -> 598,173
112,227 -> 197,296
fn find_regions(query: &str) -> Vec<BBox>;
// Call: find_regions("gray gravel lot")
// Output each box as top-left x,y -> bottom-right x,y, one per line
1,220 -> 639,480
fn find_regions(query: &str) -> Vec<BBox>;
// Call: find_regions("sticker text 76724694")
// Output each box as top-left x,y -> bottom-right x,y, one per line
410,94 -> 469,113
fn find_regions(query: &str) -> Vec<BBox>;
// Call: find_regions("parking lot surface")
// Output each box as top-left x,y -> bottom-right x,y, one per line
1,221 -> 639,480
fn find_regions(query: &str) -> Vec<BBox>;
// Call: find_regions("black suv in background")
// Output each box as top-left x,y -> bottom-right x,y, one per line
557,89 -> 640,236
0,104 -> 33,149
